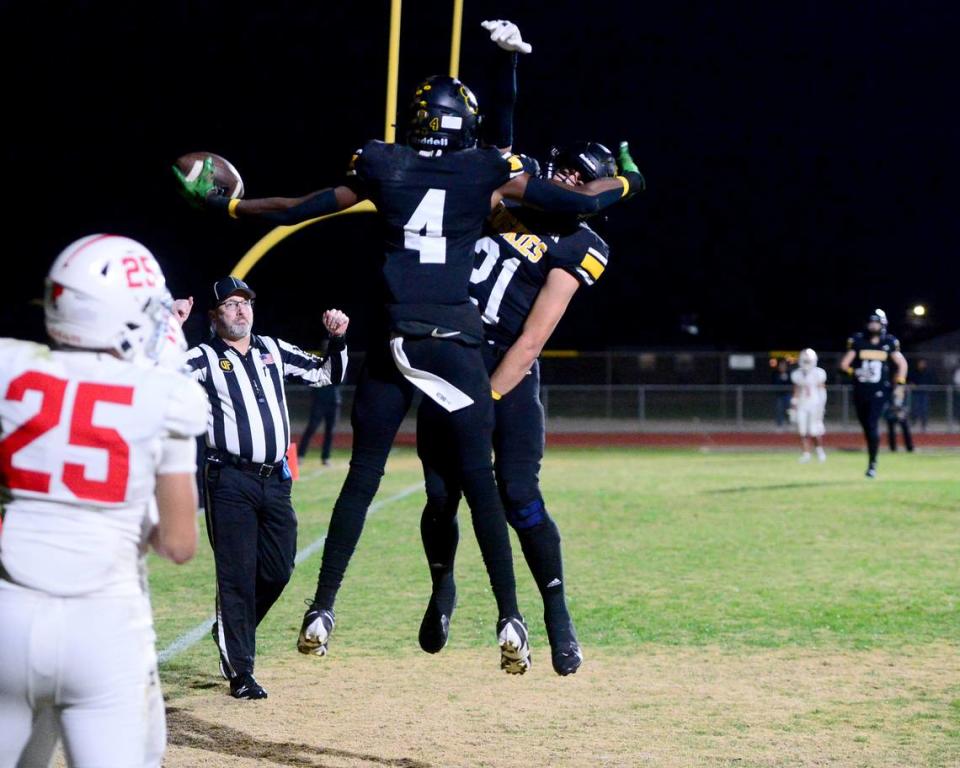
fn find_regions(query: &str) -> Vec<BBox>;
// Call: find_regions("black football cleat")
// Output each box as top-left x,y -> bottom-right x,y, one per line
547,617 -> 583,676
418,583 -> 456,654
230,673 -> 267,700
550,640 -> 584,676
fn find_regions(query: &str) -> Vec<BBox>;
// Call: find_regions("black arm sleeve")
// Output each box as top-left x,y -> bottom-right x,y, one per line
481,51 -> 518,149
208,188 -> 341,224
521,177 -> 626,215
254,189 -> 341,224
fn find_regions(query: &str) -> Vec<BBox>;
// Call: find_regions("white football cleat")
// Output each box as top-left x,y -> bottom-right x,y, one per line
298,604 -> 335,656
497,615 -> 532,675
799,452 -> 811,463
816,447 -> 827,462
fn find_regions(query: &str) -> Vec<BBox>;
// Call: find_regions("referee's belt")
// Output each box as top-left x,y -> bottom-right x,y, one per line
205,450 -> 283,478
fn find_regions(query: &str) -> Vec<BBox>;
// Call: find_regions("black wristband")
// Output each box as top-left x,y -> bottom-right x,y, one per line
623,170 -> 646,197
207,195 -> 230,213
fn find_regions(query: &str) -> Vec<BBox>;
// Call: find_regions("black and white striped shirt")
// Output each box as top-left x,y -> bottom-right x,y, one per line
186,334 -> 347,464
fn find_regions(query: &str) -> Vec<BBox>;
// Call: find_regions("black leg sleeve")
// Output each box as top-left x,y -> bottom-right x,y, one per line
313,355 -> 413,609
404,338 -> 518,618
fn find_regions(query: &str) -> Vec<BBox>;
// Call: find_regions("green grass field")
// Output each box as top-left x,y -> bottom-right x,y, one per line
150,447 -> 960,767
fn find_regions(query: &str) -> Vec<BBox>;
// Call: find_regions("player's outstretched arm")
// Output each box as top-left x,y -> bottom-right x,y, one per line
480,19 -> 531,152
173,155 -> 364,223
208,185 -> 362,224
490,269 -> 580,398
498,142 -> 645,215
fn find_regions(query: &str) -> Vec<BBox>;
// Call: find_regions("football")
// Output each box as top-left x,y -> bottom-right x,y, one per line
174,151 -> 244,199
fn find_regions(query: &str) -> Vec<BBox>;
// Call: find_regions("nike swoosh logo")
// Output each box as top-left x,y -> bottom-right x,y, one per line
431,329 -> 460,338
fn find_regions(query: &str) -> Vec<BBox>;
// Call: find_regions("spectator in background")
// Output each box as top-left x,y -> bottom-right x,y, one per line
772,358 -> 792,430
299,383 -> 341,465
885,395 -> 914,452
953,364 -> 960,429
909,358 -> 934,431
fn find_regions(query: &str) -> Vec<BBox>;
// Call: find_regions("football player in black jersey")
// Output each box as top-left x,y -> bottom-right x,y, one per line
839,309 -> 908,478
175,43 -> 643,672
415,140 -> 638,676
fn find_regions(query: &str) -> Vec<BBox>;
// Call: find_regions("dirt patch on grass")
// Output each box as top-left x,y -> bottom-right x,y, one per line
157,644 -> 959,768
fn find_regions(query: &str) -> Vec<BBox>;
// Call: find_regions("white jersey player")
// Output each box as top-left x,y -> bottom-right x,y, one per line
790,348 -> 827,462
0,235 -> 207,768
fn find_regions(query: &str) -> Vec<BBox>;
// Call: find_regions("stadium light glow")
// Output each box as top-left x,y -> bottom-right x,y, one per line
912,304 -> 927,317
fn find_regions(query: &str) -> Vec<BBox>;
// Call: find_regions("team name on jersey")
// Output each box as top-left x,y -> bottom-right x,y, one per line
489,206 -> 549,263
859,350 -> 889,361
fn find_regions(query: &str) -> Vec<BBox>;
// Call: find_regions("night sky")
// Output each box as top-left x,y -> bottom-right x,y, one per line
2,0 -> 956,352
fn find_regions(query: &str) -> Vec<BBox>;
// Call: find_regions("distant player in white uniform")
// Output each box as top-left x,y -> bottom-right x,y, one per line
790,348 -> 827,462
0,235 -> 208,768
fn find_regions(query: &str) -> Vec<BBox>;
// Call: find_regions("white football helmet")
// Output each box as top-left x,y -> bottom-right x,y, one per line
799,348 -> 818,370
44,234 -> 186,366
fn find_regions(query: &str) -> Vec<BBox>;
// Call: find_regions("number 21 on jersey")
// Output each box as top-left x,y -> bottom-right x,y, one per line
404,189 -> 447,264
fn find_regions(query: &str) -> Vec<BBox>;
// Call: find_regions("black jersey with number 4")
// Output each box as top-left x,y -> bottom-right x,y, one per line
349,141 -> 524,341
469,203 -> 610,348
847,331 -> 900,392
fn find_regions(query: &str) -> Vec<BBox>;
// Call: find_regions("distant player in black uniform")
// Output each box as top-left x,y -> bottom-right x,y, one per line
176,67 -> 643,672
416,141 -> 639,676
839,309 -> 908,478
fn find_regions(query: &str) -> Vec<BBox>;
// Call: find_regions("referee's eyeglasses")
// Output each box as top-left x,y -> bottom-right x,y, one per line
219,299 -> 254,312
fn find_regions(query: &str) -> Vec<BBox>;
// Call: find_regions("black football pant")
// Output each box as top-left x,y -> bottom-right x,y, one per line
854,388 -> 889,466
298,387 -> 339,460
418,349 -> 573,643
313,339 -> 518,618
204,462 -> 297,678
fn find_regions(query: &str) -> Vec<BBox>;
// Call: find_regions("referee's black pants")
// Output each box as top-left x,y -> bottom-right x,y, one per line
313,337 -> 519,619
854,387 -> 890,466
204,462 -> 297,678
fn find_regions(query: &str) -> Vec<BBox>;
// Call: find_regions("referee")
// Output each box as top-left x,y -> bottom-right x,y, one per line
184,277 -> 349,699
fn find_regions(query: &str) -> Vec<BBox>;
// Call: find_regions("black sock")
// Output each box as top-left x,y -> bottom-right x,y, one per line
420,498 -> 460,615
516,512 -> 574,645
313,463 -> 383,609
460,470 -> 518,617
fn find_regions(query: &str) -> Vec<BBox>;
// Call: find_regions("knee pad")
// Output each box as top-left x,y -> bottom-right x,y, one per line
505,497 -> 547,531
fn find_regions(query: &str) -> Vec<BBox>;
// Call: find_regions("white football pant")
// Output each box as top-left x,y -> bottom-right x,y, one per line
0,586 -> 165,768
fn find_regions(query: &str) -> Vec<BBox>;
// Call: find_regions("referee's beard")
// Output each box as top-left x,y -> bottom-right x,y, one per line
216,317 -> 252,341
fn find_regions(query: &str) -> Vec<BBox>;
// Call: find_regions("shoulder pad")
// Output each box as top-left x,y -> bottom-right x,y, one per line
503,152 -> 525,179
162,373 -> 208,439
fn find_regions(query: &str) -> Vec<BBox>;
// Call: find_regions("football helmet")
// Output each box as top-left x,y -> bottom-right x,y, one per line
866,308 -> 888,334
544,141 -> 617,183
799,348 -> 818,370
45,234 -> 185,366
406,76 -> 480,151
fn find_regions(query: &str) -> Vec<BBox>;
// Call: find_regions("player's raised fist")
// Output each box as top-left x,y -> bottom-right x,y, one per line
323,309 -> 349,337
172,152 -> 244,208
481,20 -> 532,54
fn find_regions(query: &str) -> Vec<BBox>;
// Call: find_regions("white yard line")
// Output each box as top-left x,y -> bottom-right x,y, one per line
157,482 -> 423,665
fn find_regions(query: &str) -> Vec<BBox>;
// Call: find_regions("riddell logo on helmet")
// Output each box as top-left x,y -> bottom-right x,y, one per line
419,135 -> 449,147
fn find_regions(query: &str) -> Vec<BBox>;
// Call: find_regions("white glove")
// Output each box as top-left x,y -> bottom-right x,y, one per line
481,19 -> 532,54
323,309 -> 350,337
